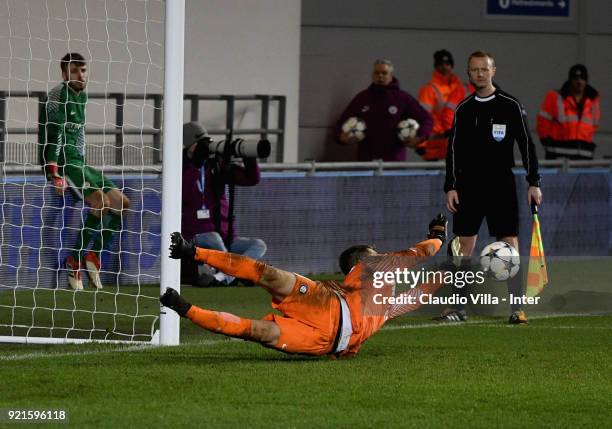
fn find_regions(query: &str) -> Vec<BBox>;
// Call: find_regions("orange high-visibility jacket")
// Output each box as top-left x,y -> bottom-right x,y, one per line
417,71 -> 467,161
537,85 -> 600,145
441,82 -> 475,132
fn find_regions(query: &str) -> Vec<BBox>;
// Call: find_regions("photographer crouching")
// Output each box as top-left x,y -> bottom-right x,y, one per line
181,122 -> 268,286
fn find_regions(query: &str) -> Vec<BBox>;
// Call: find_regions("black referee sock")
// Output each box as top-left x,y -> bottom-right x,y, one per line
507,264 -> 525,312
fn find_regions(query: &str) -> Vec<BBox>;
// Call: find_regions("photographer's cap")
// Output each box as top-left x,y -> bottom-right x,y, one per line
183,122 -> 208,149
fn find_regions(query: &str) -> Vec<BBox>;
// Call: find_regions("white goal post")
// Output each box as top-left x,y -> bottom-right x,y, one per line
159,0 -> 183,346
0,0 -> 183,345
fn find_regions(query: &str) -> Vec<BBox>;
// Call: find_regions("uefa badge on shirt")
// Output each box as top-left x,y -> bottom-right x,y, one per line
492,123 -> 506,142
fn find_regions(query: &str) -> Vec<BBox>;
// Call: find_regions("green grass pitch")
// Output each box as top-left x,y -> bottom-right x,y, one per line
0,284 -> 611,428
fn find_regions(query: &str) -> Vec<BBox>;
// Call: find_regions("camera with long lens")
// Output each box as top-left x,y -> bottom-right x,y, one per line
184,122 -> 271,167
206,137 -> 271,159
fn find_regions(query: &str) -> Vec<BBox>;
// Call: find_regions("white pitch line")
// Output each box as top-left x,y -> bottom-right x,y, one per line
492,325 -> 612,330
382,320 -> 491,330
1,313 -> 609,361
0,344 -> 150,362
0,339 -> 226,362
381,312 -> 611,331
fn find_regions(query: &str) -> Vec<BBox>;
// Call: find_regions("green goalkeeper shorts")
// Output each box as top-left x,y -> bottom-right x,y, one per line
62,164 -> 117,200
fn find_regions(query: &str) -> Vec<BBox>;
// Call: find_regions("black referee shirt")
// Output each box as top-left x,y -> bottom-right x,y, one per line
444,89 -> 540,192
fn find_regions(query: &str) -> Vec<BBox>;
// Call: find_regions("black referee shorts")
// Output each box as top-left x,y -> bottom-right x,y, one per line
452,173 -> 519,238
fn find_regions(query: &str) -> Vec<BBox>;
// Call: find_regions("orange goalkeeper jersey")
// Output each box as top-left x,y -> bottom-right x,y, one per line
337,238 -> 442,357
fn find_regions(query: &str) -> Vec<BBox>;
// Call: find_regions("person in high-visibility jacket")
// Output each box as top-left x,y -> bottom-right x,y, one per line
537,64 -> 600,160
416,50 -> 468,161
441,81 -> 476,136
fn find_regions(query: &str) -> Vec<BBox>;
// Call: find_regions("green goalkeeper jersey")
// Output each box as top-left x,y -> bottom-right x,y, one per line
38,82 -> 87,169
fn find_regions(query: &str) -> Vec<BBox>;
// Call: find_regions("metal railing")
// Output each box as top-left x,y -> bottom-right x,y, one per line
0,91 -> 286,165
184,94 -> 286,161
259,159 -> 612,175
3,159 -> 612,177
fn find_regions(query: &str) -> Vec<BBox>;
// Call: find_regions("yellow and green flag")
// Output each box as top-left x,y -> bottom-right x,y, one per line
526,206 -> 548,297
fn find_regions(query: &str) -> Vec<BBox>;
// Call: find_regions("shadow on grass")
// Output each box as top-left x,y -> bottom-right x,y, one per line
147,342 -> 335,364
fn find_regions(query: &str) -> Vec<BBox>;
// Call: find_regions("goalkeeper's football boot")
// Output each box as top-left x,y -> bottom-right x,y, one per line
433,308 -> 468,323
64,255 -> 83,291
160,288 -> 192,317
84,251 -> 104,290
508,310 -> 528,325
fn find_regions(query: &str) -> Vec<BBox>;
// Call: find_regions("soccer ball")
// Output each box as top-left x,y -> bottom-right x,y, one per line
342,117 -> 366,141
397,118 -> 420,140
479,241 -> 520,281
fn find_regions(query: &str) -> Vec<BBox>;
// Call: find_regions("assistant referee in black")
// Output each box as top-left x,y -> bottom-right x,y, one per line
440,51 -> 543,324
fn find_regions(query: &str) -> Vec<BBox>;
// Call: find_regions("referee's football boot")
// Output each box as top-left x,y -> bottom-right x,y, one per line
427,213 -> 447,244
160,287 -> 192,317
433,308 -> 468,323
508,310 -> 528,325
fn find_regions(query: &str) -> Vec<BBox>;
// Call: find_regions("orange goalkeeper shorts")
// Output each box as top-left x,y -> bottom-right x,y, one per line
262,274 -> 341,355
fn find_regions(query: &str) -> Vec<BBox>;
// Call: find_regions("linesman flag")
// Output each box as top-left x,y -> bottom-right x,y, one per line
526,203 -> 548,297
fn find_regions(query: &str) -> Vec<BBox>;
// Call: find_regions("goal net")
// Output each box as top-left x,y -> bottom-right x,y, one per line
0,0 -> 177,344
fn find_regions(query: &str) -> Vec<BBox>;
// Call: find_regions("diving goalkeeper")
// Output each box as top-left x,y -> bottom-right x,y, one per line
161,214 -> 448,357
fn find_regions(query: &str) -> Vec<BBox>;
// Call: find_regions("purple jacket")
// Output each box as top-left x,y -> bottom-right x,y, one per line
181,153 -> 260,242
337,78 -> 432,161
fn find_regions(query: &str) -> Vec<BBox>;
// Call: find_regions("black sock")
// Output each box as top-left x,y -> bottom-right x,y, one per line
507,264 -> 525,312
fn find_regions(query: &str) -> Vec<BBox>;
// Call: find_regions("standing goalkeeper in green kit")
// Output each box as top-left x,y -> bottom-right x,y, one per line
39,52 -> 130,291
